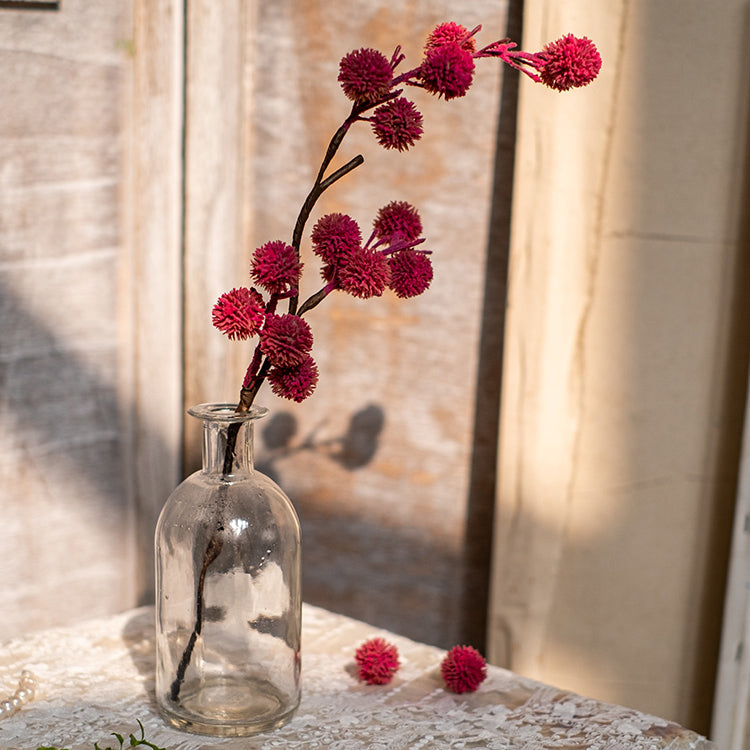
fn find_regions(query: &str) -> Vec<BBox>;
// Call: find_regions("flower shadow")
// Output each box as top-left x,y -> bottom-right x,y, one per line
256,403 -> 385,482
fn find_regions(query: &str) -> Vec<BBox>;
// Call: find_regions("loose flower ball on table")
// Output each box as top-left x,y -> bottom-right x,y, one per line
211,21 -> 601,414
441,645 -> 488,694
355,638 -> 401,685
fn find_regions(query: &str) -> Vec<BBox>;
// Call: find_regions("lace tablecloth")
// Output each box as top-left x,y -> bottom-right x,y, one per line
0,604 -> 714,749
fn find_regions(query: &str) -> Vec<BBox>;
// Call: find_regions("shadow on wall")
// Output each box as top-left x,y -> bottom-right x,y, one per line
461,0 -> 523,652
0,275 -> 135,637
254,402 -> 468,648
257,403 -> 385,478
0,265 -> 490,650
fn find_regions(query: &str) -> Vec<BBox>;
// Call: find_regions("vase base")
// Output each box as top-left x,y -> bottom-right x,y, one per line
158,676 -> 299,737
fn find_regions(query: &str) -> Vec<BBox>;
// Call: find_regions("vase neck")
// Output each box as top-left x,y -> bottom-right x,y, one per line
201,419 -> 255,478
187,403 -> 268,479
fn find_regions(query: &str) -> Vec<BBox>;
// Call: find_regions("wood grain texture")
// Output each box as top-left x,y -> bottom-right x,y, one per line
182,0 -> 256,463
714,369 -> 750,748
0,0 -> 137,637
126,0 -> 185,605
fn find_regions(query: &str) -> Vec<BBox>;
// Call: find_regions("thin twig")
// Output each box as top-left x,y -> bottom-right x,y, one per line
170,533 -> 224,701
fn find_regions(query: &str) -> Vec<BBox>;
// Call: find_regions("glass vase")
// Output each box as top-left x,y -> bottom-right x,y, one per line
154,403 -> 301,737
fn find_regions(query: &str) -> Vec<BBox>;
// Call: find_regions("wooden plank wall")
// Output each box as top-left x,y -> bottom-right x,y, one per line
4,1 -> 747,736
0,0 -> 184,637
0,0 -> 139,637
126,0 -> 185,604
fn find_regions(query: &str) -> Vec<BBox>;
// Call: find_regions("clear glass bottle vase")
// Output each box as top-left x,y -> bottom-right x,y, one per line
155,403 -> 301,737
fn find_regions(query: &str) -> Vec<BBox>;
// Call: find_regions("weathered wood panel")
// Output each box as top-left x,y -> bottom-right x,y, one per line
125,0 -> 186,603
714,372 -> 750,748
0,0 -> 185,637
0,0 -> 137,637
182,0 -> 256,461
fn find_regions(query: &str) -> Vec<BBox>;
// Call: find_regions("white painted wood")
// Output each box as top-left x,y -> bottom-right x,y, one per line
0,0 -> 140,637
182,0 -> 257,464
124,0 -> 185,602
713,378 -> 750,747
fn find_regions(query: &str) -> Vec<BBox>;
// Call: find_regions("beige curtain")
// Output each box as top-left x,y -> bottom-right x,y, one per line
488,0 -> 750,736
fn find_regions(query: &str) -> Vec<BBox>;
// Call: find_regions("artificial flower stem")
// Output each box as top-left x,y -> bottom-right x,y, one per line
297,282 -> 337,316
319,154 -> 365,193
174,370 -> 268,700
241,347 -> 264,392
170,532 -> 224,701
290,121 -> 355,254
289,151 -> 365,315
237,358 -> 273,412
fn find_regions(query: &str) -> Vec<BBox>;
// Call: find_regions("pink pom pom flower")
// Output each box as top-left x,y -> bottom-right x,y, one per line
355,637 -> 400,685
338,48 -> 393,103
419,42 -> 475,100
388,250 -> 433,299
539,34 -> 602,91
311,213 -> 362,265
338,247 -> 390,299
440,645 -> 487,694
373,201 -> 423,243
370,97 -> 424,152
268,355 -> 319,402
211,287 -> 265,341
424,21 -> 477,54
259,313 -> 313,368
251,240 -> 302,295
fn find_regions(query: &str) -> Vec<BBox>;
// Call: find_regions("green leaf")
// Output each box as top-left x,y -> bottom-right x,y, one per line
36,721 -> 166,750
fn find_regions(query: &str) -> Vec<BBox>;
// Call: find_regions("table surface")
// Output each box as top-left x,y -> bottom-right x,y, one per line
0,604 -> 715,749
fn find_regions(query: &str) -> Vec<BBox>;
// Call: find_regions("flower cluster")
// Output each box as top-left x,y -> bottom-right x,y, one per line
212,21 -> 600,410
212,200 -> 431,403
336,22 -> 601,152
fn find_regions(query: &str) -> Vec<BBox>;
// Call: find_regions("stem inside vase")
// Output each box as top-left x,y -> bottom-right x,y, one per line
169,419 -> 242,702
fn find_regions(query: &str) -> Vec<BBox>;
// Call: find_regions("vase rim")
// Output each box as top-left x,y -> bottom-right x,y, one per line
187,402 -> 269,423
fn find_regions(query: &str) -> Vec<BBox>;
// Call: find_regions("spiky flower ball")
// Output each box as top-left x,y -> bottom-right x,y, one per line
373,201 -> 423,243
424,21 -> 476,54
338,48 -> 393,103
440,645 -> 487,694
268,355 -> 319,402
419,42 -> 475,100
259,313 -> 313,368
212,287 -> 265,341
371,97 -> 424,152
311,213 -> 362,265
539,34 -> 602,91
338,247 -> 390,299
388,250 -> 433,298
355,637 -> 401,685
251,240 -> 302,295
